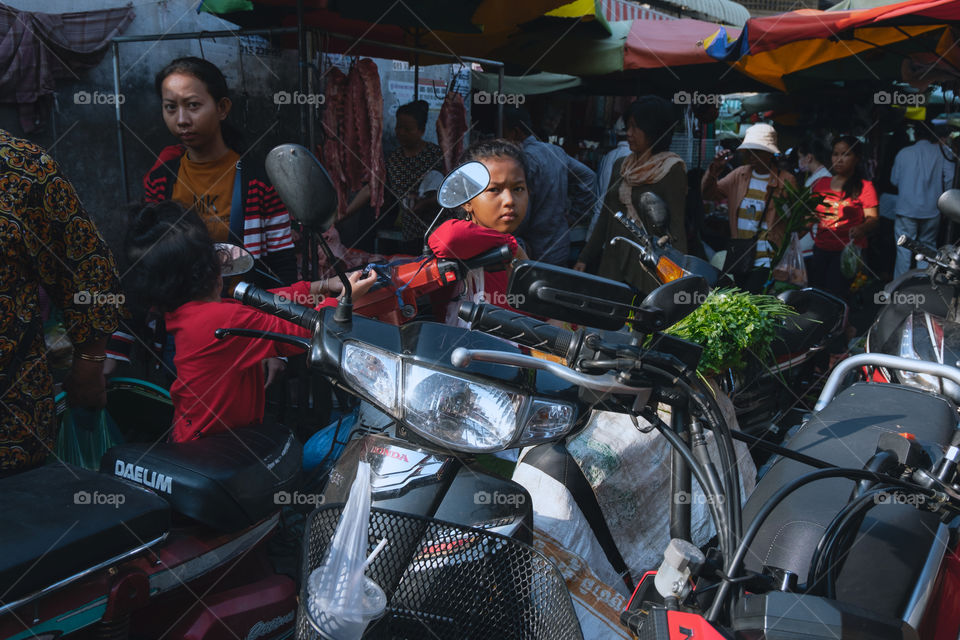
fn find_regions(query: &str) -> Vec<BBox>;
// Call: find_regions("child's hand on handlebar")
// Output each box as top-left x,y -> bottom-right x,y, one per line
341,269 -> 379,302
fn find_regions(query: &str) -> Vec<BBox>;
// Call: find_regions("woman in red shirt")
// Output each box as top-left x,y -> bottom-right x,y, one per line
809,135 -> 879,298
124,201 -> 377,442
428,140 -> 530,316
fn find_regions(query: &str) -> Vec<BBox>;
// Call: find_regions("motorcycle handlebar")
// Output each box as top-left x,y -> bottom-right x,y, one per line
234,281 -> 323,331
897,234 -> 938,261
614,212 -> 648,244
458,302 -> 576,360
462,244 -> 513,270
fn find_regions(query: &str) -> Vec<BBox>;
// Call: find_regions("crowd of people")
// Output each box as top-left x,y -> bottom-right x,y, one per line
2,53 -> 958,477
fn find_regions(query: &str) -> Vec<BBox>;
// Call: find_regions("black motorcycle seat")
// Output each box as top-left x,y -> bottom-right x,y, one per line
100,423 -> 302,532
770,288 -> 845,357
0,463 -> 170,604
743,382 -> 955,618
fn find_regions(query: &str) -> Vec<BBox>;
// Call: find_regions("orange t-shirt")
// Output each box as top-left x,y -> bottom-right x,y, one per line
171,149 -> 241,242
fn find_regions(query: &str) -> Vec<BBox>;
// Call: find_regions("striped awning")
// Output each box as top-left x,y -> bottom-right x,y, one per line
600,0 -> 674,21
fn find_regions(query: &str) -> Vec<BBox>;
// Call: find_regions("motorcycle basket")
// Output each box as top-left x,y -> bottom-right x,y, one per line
296,504 -> 582,640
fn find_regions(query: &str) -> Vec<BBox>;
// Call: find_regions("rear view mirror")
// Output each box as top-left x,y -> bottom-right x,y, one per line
638,192 -> 670,237
215,243 -> 253,276
437,161 -> 490,209
508,262 -> 706,333
640,276 -> 707,328
938,189 -> 960,224
265,143 -> 338,232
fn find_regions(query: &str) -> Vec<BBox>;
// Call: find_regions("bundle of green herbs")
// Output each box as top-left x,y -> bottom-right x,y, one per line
664,288 -> 797,376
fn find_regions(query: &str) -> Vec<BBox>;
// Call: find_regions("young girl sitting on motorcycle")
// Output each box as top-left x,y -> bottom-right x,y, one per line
428,139 -> 530,316
124,201 -> 377,443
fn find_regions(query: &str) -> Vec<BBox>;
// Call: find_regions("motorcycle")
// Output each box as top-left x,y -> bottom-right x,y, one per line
866,188 -> 960,401
225,145 -> 960,639
610,193 -> 849,446
0,246 -> 303,640
459,268 -> 960,639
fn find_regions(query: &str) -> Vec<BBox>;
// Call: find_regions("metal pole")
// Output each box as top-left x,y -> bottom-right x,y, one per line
297,0 -> 308,147
497,65 -> 504,137
112,27 -> 298,43
112,41 -> 128,203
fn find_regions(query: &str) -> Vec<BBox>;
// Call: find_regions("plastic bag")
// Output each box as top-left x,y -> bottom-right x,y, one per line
307,461 -> 385,639
840,240 -> 862,279
51,401 -> 124,470
302,408 -> 358,474
772,232 -> 808,286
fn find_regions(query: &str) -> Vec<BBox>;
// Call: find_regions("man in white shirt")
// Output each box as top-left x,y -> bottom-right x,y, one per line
586,117 -> 632,239
891,124 -> 956,277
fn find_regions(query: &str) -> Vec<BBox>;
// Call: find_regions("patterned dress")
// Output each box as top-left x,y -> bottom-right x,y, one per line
385,142 -> 444,241
0,129 -> 121,471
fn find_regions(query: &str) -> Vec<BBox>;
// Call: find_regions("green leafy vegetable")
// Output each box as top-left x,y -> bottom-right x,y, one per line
664,288 -> 796,376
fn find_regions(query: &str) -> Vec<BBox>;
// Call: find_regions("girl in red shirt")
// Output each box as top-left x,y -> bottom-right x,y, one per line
124,201 -> 376,442
427,139 -> 529,316
809,135 -> 879,298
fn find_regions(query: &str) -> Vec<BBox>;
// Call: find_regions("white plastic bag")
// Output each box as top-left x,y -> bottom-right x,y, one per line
772,232 -> 808,286
307,461 -> 385,639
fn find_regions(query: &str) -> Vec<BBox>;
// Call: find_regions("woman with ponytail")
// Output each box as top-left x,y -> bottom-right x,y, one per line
144,57 -> 297,285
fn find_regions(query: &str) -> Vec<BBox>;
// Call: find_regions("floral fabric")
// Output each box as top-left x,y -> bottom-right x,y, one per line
0,129 -> 121,471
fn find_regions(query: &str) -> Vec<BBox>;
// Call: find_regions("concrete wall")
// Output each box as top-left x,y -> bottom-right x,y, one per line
3,0 -> 301,252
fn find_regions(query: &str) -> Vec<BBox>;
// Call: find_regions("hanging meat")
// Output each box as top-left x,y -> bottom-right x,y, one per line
437,91 -> 468,173
318,66 -> 349,220
355,58 -> 385,215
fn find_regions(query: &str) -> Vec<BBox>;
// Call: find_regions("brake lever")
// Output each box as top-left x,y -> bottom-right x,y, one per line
214,327 -> 311,351
451,347 -> 646,395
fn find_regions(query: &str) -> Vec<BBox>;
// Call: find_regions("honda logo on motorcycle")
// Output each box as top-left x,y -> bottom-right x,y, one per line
114,460 -> 173,494
370,445 -> 409,463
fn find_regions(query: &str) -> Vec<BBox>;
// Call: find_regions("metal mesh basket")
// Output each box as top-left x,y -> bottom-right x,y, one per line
296,505 -> 583,640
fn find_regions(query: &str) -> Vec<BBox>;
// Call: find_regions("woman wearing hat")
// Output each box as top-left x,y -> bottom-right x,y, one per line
702,123 -> 797,292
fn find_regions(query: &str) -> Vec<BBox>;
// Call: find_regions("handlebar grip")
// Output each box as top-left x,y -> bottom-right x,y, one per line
458,302 -> 575,359
614,212 -> 646,242
462,244 -> 513,270
897,234 -> 938,261
234,281 -> 323,331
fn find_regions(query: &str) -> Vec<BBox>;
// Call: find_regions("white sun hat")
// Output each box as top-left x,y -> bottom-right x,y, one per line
737,123 -> 780,155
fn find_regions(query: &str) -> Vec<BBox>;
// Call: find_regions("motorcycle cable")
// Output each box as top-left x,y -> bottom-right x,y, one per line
806,485 -> 906,599
706,467 -> 946,624
639,406 -> 734,566
642,361 -> 742,545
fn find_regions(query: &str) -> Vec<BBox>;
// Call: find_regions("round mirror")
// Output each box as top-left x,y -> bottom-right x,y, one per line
938,189 -> 960,224
265,143 -> 338,232
437,161 -> 490,209
216,243 -> 254,276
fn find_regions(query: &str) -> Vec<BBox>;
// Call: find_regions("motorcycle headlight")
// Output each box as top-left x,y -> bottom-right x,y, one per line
342,343 -> 401,414
403,363 -> 523,452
